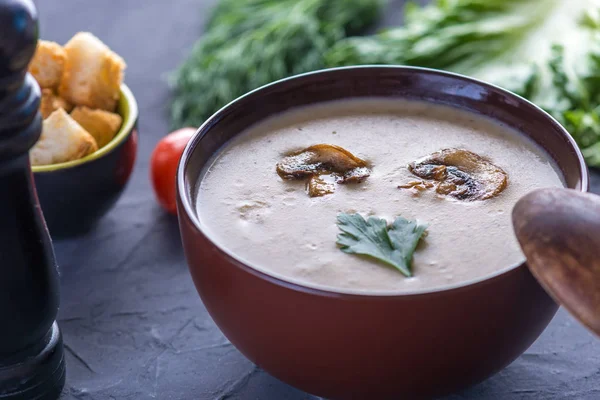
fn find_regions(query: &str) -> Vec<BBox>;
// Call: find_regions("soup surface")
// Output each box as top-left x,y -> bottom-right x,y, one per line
196,99 -> 563,294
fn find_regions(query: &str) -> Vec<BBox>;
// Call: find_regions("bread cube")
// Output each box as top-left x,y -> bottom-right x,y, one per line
58,32 -> 126,111
30,109 -> 98,166
40,89 -> 73,119
28,40 -> 66,90
70,106 -> 123,148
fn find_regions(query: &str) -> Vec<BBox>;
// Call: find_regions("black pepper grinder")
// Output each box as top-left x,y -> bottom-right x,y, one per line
0,0 -> 66,399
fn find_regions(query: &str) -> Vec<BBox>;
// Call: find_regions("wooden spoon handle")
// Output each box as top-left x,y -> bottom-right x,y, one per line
513,188 -> 600,337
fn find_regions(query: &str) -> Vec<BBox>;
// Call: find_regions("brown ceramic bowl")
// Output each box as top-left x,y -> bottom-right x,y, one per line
177,66 -> 589,399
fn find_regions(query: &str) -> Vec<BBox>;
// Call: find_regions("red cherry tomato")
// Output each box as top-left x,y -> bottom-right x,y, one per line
150,127 -> 196,214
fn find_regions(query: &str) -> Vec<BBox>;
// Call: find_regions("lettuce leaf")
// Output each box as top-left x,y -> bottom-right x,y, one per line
326,0 -> 600,166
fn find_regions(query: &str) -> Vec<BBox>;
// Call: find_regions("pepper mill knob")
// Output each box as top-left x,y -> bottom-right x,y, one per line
0,0 -> 38,75
0,1 -> 66,399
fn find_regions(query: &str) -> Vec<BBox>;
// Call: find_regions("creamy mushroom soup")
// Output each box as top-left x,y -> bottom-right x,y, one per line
195,99 -> 563,294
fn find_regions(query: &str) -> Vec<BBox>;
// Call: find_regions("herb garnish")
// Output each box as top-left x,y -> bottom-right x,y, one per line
169,0 -> 382,128
336,213 -> 427,277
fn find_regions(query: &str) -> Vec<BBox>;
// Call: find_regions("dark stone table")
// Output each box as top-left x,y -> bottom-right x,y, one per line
35,0 -> 599,399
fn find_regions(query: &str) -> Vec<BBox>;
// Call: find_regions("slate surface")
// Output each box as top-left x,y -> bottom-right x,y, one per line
34,0 -> 599,399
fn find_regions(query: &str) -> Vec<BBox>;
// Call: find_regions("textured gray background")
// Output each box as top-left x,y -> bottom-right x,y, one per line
33,0 -> 599,399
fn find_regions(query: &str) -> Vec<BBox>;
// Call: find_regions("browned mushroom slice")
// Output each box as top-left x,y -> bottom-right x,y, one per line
307,174 -> 336,197
398,180 -> 434,192
340,166 -> 370,184
407,148 -> 508,200
276,144 -> 369,179
276,144 -> 371,197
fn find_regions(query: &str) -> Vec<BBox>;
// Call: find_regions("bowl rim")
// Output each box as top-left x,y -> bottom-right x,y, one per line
177,65 -> 590,298
32,83 -> 138,173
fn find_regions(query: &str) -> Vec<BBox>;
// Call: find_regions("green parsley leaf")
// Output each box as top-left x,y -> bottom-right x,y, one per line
336,213 -> 427,277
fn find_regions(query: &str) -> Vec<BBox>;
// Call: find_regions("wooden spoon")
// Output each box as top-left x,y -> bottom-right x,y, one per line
513,188 -> 600,337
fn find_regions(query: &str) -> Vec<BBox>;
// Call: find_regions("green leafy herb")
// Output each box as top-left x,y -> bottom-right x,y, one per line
336,213 -> 427,277
169,0 -> 383,128
325,0 -> 600,166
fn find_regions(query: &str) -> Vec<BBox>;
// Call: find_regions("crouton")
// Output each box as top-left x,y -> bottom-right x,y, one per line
28,40 -> 66,90
70,106 -> 122,148
30,109 -> 98,166
58,32 -> 126,111
40,89 -> 73,119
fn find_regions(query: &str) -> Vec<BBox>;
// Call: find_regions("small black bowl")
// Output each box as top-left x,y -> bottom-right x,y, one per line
32,84 -> 139,238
